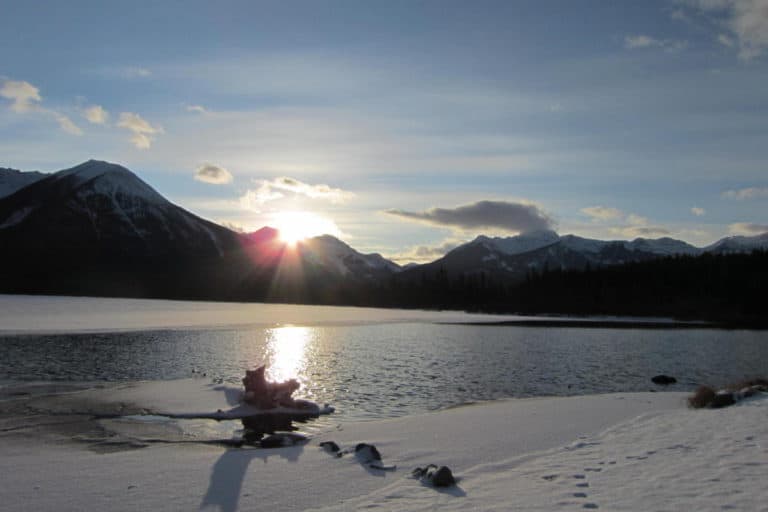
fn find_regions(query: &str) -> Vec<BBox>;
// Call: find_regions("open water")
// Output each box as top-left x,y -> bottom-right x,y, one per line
1,305 -> 766,421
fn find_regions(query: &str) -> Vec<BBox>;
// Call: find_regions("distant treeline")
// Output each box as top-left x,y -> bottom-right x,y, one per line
353,250 -> 768,326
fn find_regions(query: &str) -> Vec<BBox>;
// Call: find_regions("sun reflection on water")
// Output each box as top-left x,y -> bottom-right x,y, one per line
264,326 -> 314,385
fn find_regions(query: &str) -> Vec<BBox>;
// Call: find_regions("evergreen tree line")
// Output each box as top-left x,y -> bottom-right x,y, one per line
352,250 -> 768,326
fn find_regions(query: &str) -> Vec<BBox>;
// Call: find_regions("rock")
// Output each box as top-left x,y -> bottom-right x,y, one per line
651,375 -> 677,385
260,433 -> 308,448
413,464 -> 456,487
319,441 -> 341,454
710,392 -> 735,408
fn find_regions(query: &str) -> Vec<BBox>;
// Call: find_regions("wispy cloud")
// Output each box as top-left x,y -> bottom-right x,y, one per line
582,205 -> 670,238
1,78 -> 82,135
613,225 -> 672,238
678,0 -> 768,60
389,238 -> 465,264
0,79 -> 41,112
723,186 -> 768,200
82,105 -> 109,125
239,176 -> 353,209
117,112 -> 163,149
186,104 -> 207,114
624,34 -> 688,52
386,200 -> 554,234
581,206 -> 624,221
691,206 -> 706,216
96,66 -> 152,79
194,163 -> 233,185
52,113 -> 83,135
728,222 -> 768,235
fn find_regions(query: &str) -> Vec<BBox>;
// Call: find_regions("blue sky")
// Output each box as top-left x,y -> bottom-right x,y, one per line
1,0 -> 767,262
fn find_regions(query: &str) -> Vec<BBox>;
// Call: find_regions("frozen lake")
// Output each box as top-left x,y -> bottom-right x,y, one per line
1,295 -> 765,421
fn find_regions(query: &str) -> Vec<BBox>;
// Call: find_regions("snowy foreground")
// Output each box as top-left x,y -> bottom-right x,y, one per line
1,380 -> 766,511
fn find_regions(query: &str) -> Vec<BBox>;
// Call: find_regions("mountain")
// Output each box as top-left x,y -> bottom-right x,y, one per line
704,232 -> 768,254
0,167 -> 48,198
0,160 -> 401,300
299,235 -> 400,280
398,230 -> 759,285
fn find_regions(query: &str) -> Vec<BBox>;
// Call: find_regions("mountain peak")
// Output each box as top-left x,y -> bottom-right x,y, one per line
57,160 -> 133,182
53,160 -> 166,205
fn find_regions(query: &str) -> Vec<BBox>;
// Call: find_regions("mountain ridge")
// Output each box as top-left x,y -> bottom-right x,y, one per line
1,160 -> 767,303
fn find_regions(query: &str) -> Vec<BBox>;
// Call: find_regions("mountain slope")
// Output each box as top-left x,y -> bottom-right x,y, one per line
398,230 -> 755,285
0,160 -> 239,260
0,160 -> 402,300
0,167 -> 48,198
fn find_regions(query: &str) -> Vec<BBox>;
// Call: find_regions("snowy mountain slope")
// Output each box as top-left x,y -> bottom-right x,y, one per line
471,230 -> 560,255
299,235 -> 401,280
704,232 -> 768,254
399,229 -> 745,284
0,160 -> 238,260
0,167 -> 48,198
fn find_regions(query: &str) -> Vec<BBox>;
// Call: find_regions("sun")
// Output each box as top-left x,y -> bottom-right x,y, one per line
272,211 -> 341,245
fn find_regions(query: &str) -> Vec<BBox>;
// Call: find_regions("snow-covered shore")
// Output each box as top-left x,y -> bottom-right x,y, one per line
1,379 -> 765,511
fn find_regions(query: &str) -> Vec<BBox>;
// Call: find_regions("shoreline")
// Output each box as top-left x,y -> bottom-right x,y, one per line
1,379 -> 765,511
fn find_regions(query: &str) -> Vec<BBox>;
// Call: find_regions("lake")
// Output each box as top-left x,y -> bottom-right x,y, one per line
1,295 -> 765,422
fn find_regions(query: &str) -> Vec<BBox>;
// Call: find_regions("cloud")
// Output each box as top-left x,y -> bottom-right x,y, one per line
0,80 -> 41,112
611,225 -> 672,238
389,239 -> 465,264
82,105 -> 109,124
186,105 -> 207,113
239,186 -> 283,211
624,34 -> 688,52
691,206 -> 706,216
219,220 -> 246,233
53,113 -> 83,135
194,163 -> 233,185
722,186 -> 768,200
626,213 -> 650,226
728,222 -> 768,235
386,200 -> 554,233
117,112 -> 163,149
679,0 -> 768,60
240,177 -> 353,208
581,206 -> 624,221
1,78 -> 82,135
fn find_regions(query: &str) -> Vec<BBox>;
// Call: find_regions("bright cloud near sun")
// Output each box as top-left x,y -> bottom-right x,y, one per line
271,211 -> 342,245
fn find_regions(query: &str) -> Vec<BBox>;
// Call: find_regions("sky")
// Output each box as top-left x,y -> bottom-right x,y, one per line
1,0 -> 767,263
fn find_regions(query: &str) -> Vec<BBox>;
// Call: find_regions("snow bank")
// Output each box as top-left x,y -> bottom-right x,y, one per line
4,380 -> 763,511
0,294 -> 526,334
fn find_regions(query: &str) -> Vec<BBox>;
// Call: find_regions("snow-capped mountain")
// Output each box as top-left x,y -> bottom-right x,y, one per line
299,235 -> 400,279
0,160 -> 238,258
399,229 -> 762,284
471,230 -> 560,255
0,167 -> 48,198
704,232 -> 768,254
0,160 -> 401,299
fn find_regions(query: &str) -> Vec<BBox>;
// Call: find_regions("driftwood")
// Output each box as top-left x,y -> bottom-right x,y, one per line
242,365 -> 301,409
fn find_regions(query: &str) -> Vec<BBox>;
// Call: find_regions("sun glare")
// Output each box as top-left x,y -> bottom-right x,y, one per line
273,211 -> 341,245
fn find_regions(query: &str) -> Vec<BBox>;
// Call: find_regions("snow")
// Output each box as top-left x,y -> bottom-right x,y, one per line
626,237 -> 701,256
705,232 -> 768,253
0,294 -> 526,334
473,230 -> 560,256
0,205 -> 35,229
1,378 -> 765,511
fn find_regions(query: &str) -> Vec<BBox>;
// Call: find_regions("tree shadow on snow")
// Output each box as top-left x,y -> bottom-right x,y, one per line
199,445 -> 304,512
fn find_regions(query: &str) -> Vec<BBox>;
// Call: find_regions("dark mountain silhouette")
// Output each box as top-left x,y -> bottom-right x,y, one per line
0,160 -> 398,301
1,159 -> 766,324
